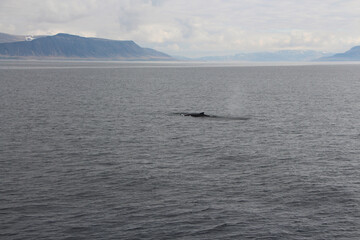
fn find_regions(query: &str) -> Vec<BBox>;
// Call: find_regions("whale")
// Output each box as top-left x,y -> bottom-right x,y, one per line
183,112 -> 210,117
175,112 -> 250,120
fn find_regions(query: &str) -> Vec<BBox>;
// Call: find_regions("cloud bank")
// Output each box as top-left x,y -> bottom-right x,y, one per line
1,0 -> 360,57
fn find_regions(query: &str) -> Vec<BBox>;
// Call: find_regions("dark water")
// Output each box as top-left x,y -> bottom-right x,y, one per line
1,60 -> 359,239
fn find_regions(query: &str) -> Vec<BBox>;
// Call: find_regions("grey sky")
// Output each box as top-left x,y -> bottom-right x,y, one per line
1,0 -> 360,57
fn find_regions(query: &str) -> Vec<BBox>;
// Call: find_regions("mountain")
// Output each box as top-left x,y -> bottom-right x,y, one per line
194,50 -> 333,62
0,33 -> 26,43
0,33 -> 173,60
317,46 -> 360,61
0,33 -> 47,43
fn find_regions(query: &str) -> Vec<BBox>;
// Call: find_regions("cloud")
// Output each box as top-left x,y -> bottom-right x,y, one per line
1,0 -> 360,57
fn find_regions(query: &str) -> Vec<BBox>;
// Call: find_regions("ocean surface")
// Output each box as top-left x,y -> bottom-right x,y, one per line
1,60 -> 359,239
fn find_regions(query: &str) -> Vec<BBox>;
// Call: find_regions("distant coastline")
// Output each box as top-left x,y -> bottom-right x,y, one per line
1,32 -> 360,62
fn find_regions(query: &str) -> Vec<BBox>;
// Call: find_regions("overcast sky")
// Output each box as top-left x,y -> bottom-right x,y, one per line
1,0 -> 360,57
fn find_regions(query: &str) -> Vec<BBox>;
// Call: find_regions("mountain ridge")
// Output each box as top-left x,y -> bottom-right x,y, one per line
0,33 -> 173,61
317,45 -> 360,61
189,50 -> 334,62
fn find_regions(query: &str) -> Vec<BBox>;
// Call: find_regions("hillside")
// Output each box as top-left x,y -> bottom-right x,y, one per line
0,33 -> 49,43
318,46 -> 360,61
0,33 -> 173,60
0,33 -> 27,43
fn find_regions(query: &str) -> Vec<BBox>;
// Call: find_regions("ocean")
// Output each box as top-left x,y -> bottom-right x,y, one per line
1,60 -> 359,239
